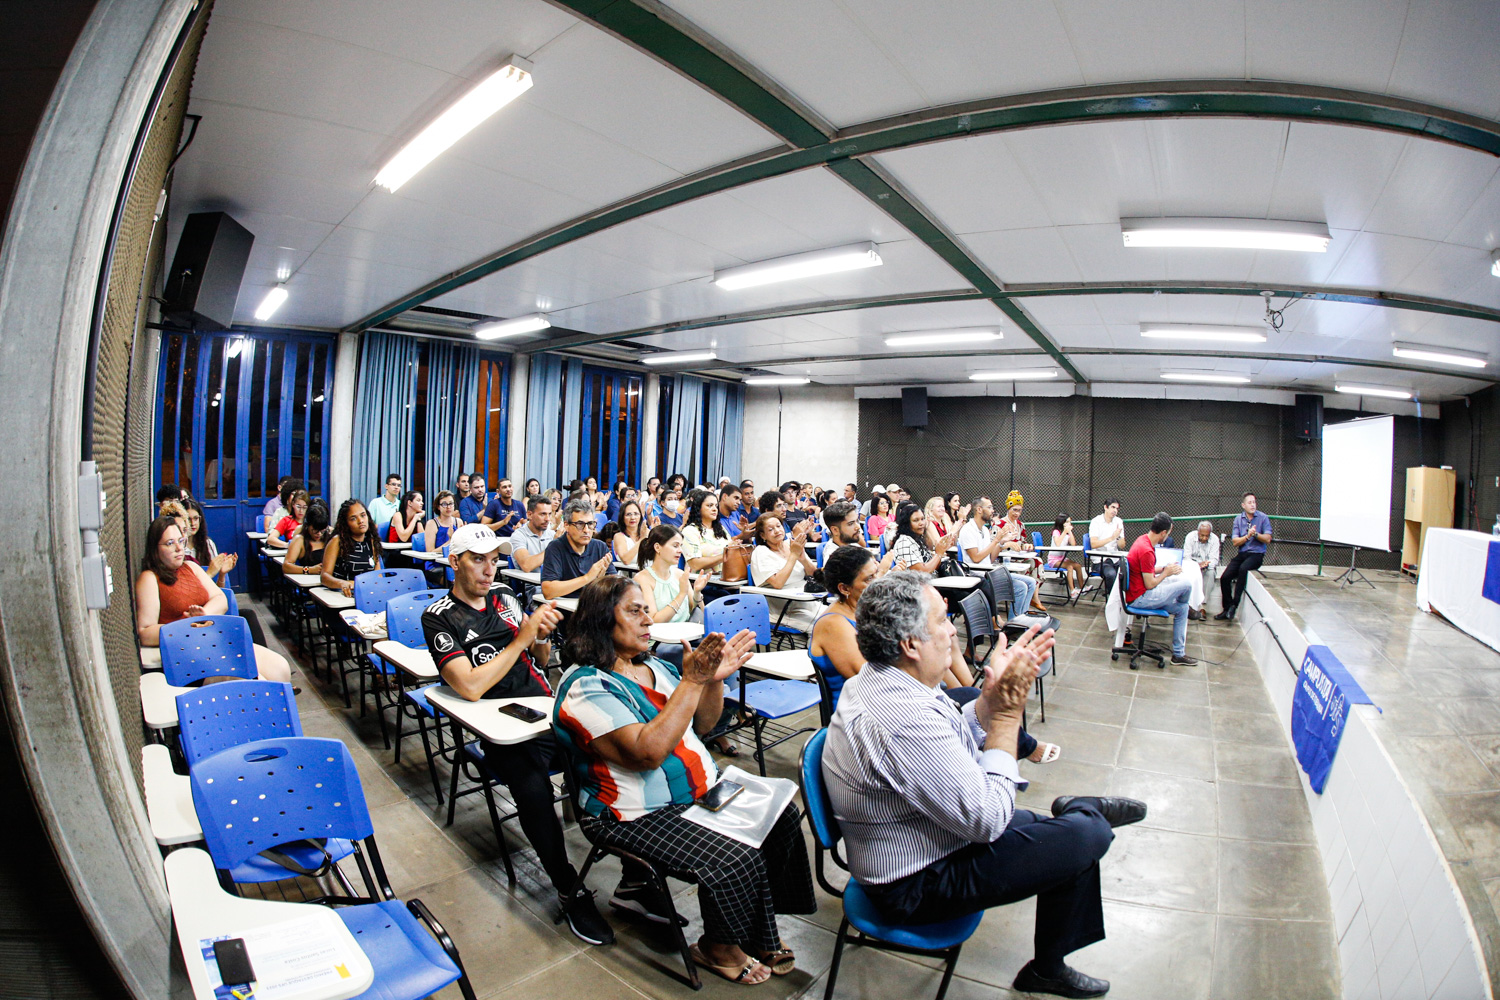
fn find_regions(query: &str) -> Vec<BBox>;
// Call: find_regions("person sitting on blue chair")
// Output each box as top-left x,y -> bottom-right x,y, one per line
1125,512 -> 1198,665
822,572 -> 1146,999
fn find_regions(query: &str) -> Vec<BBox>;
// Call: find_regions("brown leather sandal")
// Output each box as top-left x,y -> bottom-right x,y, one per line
690,945 -> 771,985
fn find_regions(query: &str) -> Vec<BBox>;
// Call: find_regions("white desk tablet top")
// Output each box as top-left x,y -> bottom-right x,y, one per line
164,847 -> 374,1000
530,593 -> 579,614
246,531 -> 267,541
422,689 -> 554,745
930,575 -> 982,591
741,585 -> 824,602
1086,548 -> 1125,558
502,568 -> 541,585
140,672 -> 191,728
650,621 -> 704,644
383,540 -> 412,551
140,645 -> 162,669
285,573 -> 322,588
142,744 -> 201,845
403,549 -> 443,561
310,587 -> 356,610
370,641 -> 439,680
744,649 -> 815,680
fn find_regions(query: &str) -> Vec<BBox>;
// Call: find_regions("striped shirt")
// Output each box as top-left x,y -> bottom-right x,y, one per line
822,661 -> 1022,884
552,657 -> 717,821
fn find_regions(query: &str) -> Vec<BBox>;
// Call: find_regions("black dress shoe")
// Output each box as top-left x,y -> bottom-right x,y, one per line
1051,795 -> 1147,828
1212,610 -> 1231,621
1013,961 -> 1110,998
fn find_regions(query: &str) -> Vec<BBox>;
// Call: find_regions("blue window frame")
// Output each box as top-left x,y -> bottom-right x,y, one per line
578,365 -> 643,489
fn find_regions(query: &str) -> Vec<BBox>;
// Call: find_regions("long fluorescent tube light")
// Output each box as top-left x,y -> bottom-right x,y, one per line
375,56 -> 533,192
642,350 -> 717,366
254,285 -> 288,321
1121,217 -> 1331,253
884,329 -> 1002,348
474,314 -> 550,340
1391,342 -> 1487,368
714,242 -> 881,290
1161,372 -> 1252,384
1335,383 -> 1412,400
968,369 -> 1057,381
1140,324 -> 1267,344
744,376 -> 810,386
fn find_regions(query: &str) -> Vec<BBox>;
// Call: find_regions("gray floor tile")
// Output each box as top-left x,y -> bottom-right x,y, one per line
1067,901 -> 1216,1000
1390,736 -> 1500,794
1211,916 -> 1339,999
503,952 -> 651,1000
1039,686 -> 1135,727
1207,680 -> 1276,713
1107,768 -> 1218,837
1217,841 -> 1331,920
1436,791 -> 1500,861
1101,826 -> 1218,912
366,798 -> 478,897
1132,675 -> 1212,707
1209,707 -> 1286,748
1117,728 -> 1216,781
1126,698 -> 1215,739
1216,781 -> 1315,844
1214,740 -> 1303,788
1024,717 -> 1123,767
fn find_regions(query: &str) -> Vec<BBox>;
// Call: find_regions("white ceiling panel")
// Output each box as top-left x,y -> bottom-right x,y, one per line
960,228 -> 1083,284
876,138 -> 1053,234
1050,0 -> 1247,85
1264,124 -> 1409,232
1245,0 -> 1410,96
1386,0 -> 1500,121
1360,139 -> 1500,244
1146,119 -> 1289,219
983,121 -> 1162,227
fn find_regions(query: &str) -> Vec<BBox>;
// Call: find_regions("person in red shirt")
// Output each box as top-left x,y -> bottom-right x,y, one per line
1123,512 -> 1197,665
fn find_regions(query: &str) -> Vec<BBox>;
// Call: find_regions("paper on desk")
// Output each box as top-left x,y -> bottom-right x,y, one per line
339,609 -> 386,639
683,765 -> 797,848
200,914 -> 360,1000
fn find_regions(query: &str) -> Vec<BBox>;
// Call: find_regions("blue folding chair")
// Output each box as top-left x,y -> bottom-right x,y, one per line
354,568 -> 427,613
255,515 -> 265,533
159,615 -> 258,687
703,594 -> 821,776
595,511 -> 608,531
377,589 -> 449,803
1031,530 -> 1044,549
375,520 -> 391,543
802,729 -> 982,1000
191,738 -> 477,1000
1110,559 -> 1169,670
219,586 -> 239,616
175,680 -> 301,767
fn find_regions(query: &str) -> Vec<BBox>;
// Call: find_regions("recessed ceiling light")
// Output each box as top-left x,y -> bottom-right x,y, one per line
1335,383 -> 1412,400
474,314 -> 550,340
642,350 -> 717,366
884,329 -> 1002,348
375,56 -> 533,192
1121,218 -> 1331,253
968,369 -> 1057,381
713,242 -> 882,290
1161,372 -> 1252,384
1140,324 -> 1268,344
744,376 -> 810,386
254,285 -> 288,321
1391,342 -> 1487,368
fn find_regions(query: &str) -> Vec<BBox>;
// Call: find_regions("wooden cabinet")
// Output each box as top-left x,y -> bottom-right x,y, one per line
1402,467 -> 1455,572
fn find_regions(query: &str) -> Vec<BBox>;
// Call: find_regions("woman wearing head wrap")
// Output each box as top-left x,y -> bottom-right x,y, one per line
996,490 -> 1047,612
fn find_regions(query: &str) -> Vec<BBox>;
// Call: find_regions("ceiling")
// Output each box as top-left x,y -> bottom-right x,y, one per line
168,0 -> 1500,400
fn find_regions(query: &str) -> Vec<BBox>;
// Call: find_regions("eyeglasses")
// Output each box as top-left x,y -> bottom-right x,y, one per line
439,500 -> 455,507
567,520 -> 595,530
162,538 -> 187,550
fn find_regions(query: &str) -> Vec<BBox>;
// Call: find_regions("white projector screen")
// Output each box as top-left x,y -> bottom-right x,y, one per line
1320,414 -> 1394,550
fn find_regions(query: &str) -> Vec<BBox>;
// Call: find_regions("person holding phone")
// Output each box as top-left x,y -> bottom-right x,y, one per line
552,575 -> 816,985
419,523 -> 612,946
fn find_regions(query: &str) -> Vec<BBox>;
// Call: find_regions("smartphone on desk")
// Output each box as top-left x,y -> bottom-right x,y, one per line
696,779 -> 744,812
497,703 -> 547,723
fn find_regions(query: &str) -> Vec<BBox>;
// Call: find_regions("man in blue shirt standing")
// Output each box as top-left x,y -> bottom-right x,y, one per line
458,474 -> 487,524
481,477 -> 526,536
1216,492 -> 1272,621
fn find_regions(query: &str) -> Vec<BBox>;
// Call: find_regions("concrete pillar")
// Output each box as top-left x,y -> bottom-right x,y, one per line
641,373 -> 660,484
329,331 -> 358,503
507,351 -> 529,486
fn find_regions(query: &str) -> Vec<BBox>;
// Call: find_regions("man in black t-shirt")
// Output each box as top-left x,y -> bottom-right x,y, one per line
419,523 -> 613,946
539,498 -> 615,600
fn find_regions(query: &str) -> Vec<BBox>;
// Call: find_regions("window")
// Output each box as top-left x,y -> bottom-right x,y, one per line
579,365 -> 643,489
474,355 -> 508,483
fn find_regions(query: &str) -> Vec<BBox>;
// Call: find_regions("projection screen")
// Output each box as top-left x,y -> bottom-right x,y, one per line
1319,414 -> 1394,550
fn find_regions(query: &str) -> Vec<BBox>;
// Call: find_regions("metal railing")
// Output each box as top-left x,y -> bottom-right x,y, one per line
1022,513 -> 1332,573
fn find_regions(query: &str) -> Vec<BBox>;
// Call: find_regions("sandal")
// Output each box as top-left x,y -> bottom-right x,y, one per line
758,944 -> 796,976
713,739 -> 740,758
690,944 -> 771,985
1028,742 -> 1062,764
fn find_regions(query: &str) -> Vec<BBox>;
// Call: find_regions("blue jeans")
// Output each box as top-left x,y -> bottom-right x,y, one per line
1127,575 -> 1192,656
1008,573 -> 1037,618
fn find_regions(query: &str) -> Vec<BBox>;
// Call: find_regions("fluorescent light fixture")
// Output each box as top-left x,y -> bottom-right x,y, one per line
968,369 -> 1058,381
1391,342 -> 1487,368
226,337 -> 246,359
254,285 -> 288,321
744,376 -> 810,386
1121,217 -> 1331,253
642,350 -> 717,366
1335,383 -> 1412,400
375,56 -> 533,192
1161,371 -> 1252,384
884,329 -> 1002,348
713,242 -> 881,290
1140,324 -> 1267,344
474,313 -> 550,340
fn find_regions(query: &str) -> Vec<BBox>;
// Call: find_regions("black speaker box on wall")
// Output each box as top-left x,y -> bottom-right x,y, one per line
1294,393 -> 1324,442
902,387 -> 928,427
163,211 -> 255,331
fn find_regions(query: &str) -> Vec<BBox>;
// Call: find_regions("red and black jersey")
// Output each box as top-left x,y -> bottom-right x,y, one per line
420,586 -> 551,699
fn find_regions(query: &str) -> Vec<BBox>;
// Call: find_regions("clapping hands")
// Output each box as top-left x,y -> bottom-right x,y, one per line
976,624 -> 1055,727
681,628 -> 756,684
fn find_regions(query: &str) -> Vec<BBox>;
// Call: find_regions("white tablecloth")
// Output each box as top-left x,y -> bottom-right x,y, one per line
1417,528 -> 1500,654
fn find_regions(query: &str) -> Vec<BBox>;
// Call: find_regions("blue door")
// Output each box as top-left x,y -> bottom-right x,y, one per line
578,365 -> 643,490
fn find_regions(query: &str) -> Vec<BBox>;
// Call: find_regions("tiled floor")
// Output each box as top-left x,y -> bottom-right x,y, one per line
245,584 -> 1339,999
1261,569 -> 1500,996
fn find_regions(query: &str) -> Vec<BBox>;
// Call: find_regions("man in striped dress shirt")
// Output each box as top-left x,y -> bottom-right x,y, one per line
822,572 -> 1148,999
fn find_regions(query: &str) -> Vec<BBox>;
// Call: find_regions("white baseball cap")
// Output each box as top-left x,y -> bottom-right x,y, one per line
447,523 -> 503,557
886,483 -> 902,493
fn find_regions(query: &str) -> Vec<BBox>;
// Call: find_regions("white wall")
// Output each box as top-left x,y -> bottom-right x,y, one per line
742,384 -> 858,491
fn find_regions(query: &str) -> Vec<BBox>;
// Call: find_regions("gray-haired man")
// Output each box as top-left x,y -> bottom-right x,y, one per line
1182,521 -> 1220,620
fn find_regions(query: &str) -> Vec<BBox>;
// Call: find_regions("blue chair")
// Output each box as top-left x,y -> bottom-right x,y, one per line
159,616 -> 257,687
594,511 -> 608,531
1110,559 -> 1169,670
378,589 -> 449,803
703,594 -> 820,776
191,738 -> 478,1000
375,520 -> 391,543
175,680 -> 301,767
1031,530 -> 1044,549
801,729 -> 982,1000
219,586 -> 239,616
255,515 -> 265,533
354,568 -> 427,614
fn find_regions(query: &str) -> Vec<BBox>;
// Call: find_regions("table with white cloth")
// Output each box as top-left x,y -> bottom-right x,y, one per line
1417,528 -> 1500,653
1155,547 -> 1204,609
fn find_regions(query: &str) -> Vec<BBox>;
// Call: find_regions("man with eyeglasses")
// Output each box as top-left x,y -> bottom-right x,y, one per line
540,498 -> 616,600
368,473 -> 402,528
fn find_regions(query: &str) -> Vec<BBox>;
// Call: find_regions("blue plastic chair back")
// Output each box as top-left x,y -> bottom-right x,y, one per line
175,681 -> 301,767
375,520 -> 391,542
704,593 -> 771,646
192,737 -> 374,873
1081,532 -> 1091,552
595,511 -> 608,531
160,615 -> 257,686
255,515 -> 265,533
220,586 -> 239,616
1031,530 -> 1044,548
353,568 -> 427,613
800,729 -> 840,848
386,590 -> 446,648
413,529 -> 429,553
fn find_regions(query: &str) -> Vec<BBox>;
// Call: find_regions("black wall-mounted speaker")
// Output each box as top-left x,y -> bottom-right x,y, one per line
1294,393 -> 1324,442
901,387 -> 928,428
163,211 -> 255,331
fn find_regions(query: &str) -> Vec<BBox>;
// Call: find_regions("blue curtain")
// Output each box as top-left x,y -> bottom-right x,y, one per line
423,339 -> 479,496
526,353 -> 564,489
351,332 -> 420,505
561,357 -> 583,484
666,374 -> 704,485
702,380 -> 745,484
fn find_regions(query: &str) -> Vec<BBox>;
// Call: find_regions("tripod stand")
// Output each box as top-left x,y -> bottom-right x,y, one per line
1332,545 -> 1374,589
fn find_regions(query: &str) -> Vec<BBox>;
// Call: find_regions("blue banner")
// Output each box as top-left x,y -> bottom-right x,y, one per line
1290,645 -> 1375,794
1483,540 -> 1500,606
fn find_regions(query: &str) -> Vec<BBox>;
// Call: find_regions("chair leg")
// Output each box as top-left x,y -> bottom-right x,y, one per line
753,717 -> 768,777
1037,674 -> 1046,724
824,917 -> 850,1000
481,780 -> 515,885
934,944 -> 965,1000
416,711 -> 444,805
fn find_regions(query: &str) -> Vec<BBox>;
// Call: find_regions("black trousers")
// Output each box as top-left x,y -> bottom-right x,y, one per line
1094,557 -> 1119,598
1219,550 -> 1265,611
862,801 -> 1113,964
482,734 -> 578,894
